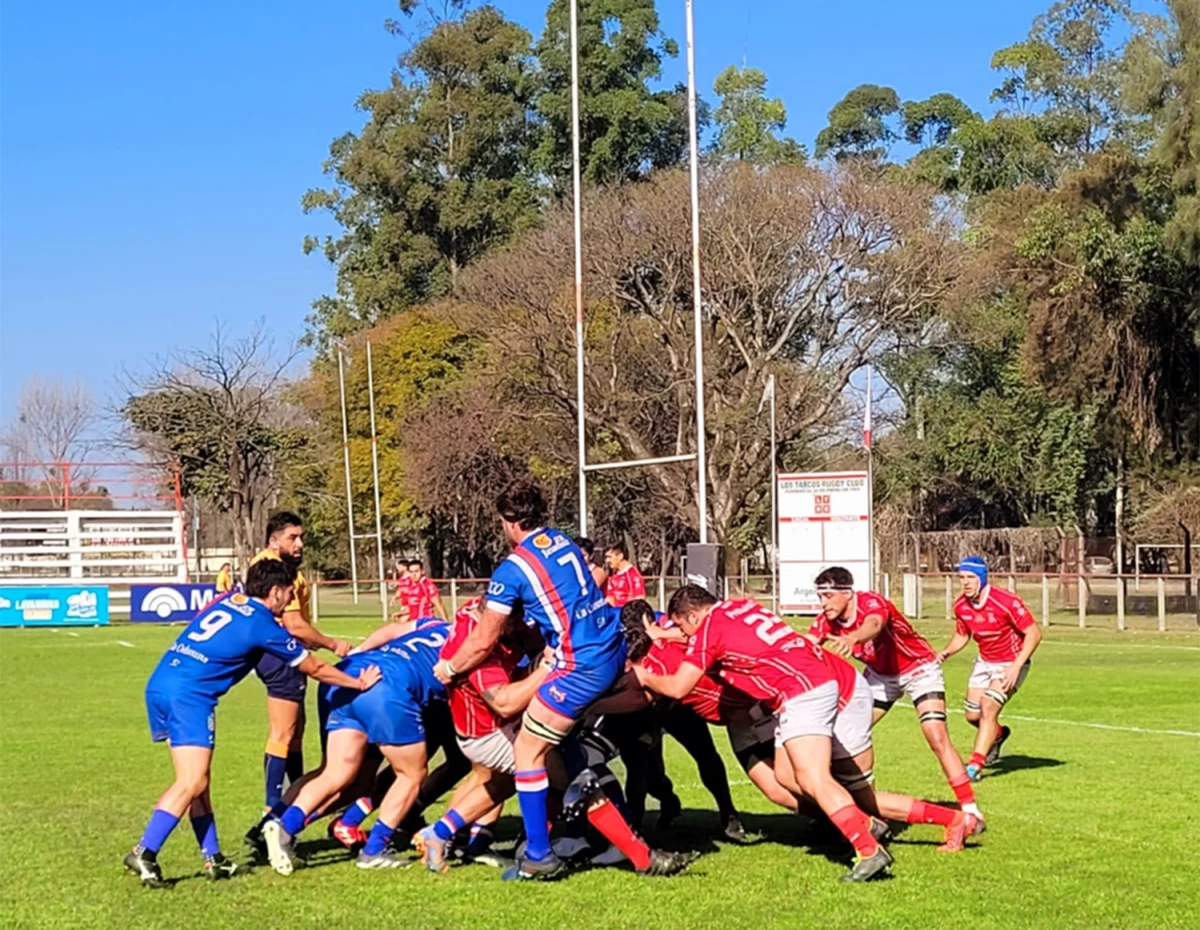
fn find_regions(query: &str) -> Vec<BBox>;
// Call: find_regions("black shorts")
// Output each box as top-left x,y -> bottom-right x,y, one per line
257,652 -> 307,703
733,739 -> 775,772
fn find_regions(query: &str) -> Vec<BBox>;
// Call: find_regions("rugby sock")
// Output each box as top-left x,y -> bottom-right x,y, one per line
432,809 -> 466,843
190,812 -> 220,857
514,768 -> 552,861
264,742 -> 289,809
829,805 -> 880,859
279,804 -> 307,837
136,809 -> 180,855
465,823 -> 494,858
286,750 -> 304,785
968,751 -> 986,770
586,798 -> 652,871
340,798 -> 373,830
907,800 -> 956,828
362,820 -> 395,856
949,774 -> 976,807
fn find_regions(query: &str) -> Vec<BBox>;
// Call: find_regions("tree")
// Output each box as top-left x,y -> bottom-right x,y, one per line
1,376 -> 97,507
455,163 -> 964,548
902,93 -> 977,148
710,65 -> 806,164
302,2 -> 539,354
814,84 -> 900,161
533,0 -> 690,192
121,324 -> 302,565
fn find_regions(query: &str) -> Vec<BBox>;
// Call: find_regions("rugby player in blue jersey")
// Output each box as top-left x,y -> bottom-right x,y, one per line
124,558 -> 381,888
434,480 -> 689,880
262,619 -> 454,873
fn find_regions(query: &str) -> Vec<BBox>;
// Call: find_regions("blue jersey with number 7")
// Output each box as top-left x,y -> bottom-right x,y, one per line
484,528 -> 621,671
146,593 -> 308,701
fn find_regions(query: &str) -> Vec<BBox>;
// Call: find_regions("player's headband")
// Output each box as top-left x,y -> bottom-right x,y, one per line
957,556 -> 989,587
814,582 -> 853,592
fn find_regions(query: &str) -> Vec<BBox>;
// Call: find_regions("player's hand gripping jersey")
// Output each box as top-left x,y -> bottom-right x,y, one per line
808,591 -> 937,676
444,603 -> 524,739
486,529 -> 622,671
146,593 -> 307,702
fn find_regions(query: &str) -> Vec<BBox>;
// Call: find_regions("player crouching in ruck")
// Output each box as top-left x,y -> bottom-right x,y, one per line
124,558 -> 380,888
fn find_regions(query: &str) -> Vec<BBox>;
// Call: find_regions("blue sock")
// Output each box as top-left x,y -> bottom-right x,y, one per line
432,809 -> 466,842
340,798 -> 372,829
279,804 -> 307,837
362,820 -> 395,856
285,750 -> 304,784
137,809 -> 180,854
266,801 -> 287,820
264,753 -> 288,809
515,769 -> 551,861
190,812 -> 219,857
466,823 -> 494,857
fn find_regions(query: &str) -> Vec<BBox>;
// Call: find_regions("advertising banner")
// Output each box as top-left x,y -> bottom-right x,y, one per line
0,586 -> 110,627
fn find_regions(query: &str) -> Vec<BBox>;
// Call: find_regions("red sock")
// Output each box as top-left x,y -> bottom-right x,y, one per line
587,799 -> 652,870
968,752 -> 986,769
908,799 -> 956,827
829,805 -> 879,859
949,774 -> 976,806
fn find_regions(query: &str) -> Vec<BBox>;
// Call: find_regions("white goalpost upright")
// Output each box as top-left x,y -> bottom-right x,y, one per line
568,0 -> 708,544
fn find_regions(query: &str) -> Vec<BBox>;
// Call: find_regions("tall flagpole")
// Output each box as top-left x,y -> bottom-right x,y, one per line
570,0 -> 589,536
865,368 -> 875,590
685,0 -> 709,544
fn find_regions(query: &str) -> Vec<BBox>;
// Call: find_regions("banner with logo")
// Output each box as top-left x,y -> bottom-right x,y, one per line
130,584 -> 218,623
0,586 -> 110,627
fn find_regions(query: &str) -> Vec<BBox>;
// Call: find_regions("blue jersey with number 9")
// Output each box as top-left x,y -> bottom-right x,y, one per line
484,528 -> 621,671
146,593 -> 308,701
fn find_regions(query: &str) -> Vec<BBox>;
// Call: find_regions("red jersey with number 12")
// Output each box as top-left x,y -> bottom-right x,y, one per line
807,591 -> 936,676
683,598 -> 842,710
953,587 -> 1036,664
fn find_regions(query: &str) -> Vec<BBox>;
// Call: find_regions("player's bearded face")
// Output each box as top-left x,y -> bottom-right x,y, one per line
276,527 -> 304,566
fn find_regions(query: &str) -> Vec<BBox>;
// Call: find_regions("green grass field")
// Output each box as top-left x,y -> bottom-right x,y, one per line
2,618 -> 1197,930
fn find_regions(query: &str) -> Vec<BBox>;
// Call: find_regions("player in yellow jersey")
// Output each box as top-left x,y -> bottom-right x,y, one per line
215,562 -> 234,594
244,512 -> 352,855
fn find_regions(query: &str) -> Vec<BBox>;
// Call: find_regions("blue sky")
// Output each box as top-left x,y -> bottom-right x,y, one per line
0,0 -> 1096,425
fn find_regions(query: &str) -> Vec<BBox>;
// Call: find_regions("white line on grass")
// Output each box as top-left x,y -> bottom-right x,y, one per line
897,702 -> 1200,738
117,640 -> 136,648
1041,639 -> 1200,652
67,631 -> 80,637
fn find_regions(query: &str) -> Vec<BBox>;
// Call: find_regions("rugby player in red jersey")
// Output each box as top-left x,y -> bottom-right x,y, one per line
392,559 -> 445,621
941,556 -> 1042,780
604,543 -> 646,608
809,566 -> 984,827
632,584 -> 893,882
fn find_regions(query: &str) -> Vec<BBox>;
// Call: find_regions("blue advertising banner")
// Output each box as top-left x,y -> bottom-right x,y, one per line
0,586 -> 110,627
130,583 -> 218,622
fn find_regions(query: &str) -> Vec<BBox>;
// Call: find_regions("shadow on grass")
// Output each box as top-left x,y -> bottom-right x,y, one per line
984,755 -> 1066,778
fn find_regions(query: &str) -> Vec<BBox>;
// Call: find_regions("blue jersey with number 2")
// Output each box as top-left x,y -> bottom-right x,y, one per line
485,528 -> 621,671
146,593 -> 307,701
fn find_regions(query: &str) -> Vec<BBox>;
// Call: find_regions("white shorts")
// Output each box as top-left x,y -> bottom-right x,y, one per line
831,673 -> 874,761
457,720 -> 519,775
728,714 -> 779,756
775,680 -> 839,747
968,658 -> 1031,695
863,661 -> 946,706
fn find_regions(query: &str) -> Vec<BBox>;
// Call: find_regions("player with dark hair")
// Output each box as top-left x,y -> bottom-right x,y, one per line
435,480 -> 689,880
576,538 -> 611,593
247,512 -> 352,834
604,542 -> 646,608
394,558 -> 445,621
633,584 -> 892,882
941,556 -> 1042,780
262,618 -> 452,873
809,566 -> 984,828
124,558 -> 380,888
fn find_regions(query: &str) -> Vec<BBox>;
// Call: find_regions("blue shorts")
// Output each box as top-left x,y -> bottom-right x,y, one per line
256,652 -> 307,702
535,644 -> 627,721
325,656 -> 425,747
146,688 -> 216,749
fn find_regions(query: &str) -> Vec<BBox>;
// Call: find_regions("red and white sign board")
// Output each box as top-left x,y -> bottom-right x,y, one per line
778,471 -> 871,613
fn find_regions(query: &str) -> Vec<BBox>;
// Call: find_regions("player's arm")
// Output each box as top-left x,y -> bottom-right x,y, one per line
430,590 -> 447,620
435,603 -> 504,682
937,629 -> 971,663
999,616 -> 1042,691
280,609 -> 351,657
828,612 -> 884,659
479,650 -> 555,718
353,620 -> 419,654
646,624 -> 688,644
296,653 -> 381,691
632,660 -> 705,700
589,670 -> 653,715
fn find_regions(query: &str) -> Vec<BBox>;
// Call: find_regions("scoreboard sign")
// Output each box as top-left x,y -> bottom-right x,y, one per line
777,471 -> 871,613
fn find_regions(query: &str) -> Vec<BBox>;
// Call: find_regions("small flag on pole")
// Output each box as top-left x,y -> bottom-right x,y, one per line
864,369 -> 873,450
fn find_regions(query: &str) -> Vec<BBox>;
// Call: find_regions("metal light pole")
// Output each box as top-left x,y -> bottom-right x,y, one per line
685,0 -> 709,543
337,348 -> 360,603
570,0 -> 589,536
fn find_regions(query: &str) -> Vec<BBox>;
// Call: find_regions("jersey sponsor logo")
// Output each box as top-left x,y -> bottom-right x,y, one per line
167,641 -> 211,664
548,684 -> 567,703
531,533 -> 553,549
487,581 -> 506,597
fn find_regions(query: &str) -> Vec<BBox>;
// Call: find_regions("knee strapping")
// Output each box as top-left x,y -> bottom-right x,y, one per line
835,769 -> 875,792
984,689 -> 1009,706
963,700 -> 982,714
523,712 -> 571,746
919,710 -> 948,724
